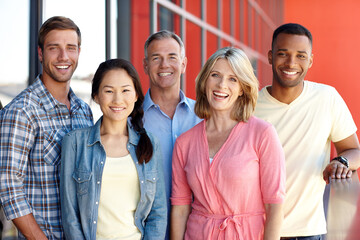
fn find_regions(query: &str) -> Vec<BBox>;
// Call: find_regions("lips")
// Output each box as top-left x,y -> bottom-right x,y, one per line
158,72 -> 172,77
213,91 -> 229,99
282,69 -> 298,75
110,107 -> 125,111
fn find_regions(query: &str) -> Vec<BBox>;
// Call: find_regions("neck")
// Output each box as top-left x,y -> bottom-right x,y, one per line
149,87 -> 181,119
100,117 -> 128,137
206,112 -> 238,133
41,75 -> 71,109
268,81 -> 304,104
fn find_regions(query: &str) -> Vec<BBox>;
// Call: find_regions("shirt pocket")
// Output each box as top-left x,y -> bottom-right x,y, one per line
145,170 -> 158,195
43,129 -> 67,166
73,169 -> 92,195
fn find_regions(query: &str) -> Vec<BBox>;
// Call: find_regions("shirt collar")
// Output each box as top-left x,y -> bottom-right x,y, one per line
32,75 -> 87,113
88,117 -> 140,146
143,89 -> 193,112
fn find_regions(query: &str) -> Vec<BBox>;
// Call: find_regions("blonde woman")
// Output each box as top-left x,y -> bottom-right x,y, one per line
171,47 -> 286,240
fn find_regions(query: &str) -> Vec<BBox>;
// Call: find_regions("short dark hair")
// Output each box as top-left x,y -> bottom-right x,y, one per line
91,59 -> 153,164
272,23 -> 312,49
38,16 -> 81,50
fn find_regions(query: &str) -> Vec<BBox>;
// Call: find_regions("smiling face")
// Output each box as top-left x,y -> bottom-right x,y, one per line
38,29 -> 80,84
94,69 -> 138,124
269,33 -> 313,89
143,38 -> 187,91
205,58 -> 243,116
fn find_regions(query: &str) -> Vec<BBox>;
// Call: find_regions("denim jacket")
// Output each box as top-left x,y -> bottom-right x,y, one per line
60,117 -> 167,240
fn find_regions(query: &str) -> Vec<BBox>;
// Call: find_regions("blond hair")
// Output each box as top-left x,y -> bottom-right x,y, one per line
195,47 -> 259,122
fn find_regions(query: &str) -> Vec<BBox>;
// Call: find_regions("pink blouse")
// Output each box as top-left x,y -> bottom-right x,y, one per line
171,117 -> 286,240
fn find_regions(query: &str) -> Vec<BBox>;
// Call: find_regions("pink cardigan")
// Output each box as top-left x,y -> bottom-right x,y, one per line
171,117 -> 286,240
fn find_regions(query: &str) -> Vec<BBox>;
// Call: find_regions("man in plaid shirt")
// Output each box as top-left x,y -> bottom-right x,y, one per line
0,16 -> 93,239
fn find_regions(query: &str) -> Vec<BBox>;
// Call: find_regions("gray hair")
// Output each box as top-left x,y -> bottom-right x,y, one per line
144,30 -> 185,59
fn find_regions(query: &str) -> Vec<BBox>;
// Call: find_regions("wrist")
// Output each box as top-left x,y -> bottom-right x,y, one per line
331,156 -> 349,168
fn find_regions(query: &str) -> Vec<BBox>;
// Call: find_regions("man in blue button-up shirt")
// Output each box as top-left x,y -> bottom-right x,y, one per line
142,30 -> 201,239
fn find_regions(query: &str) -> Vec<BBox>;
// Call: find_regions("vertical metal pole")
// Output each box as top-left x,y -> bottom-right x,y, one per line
29,0 -> 43,86
217,0 -> 222,49
150,0 -> 158,34
117,0 -> 131,60
201,0 -> 206,66
239,0 -> 244,43
180,0 -> 186,91
105,0 -> 111,60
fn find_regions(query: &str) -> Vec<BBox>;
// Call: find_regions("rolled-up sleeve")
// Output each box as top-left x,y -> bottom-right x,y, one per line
0,108 -> 34,220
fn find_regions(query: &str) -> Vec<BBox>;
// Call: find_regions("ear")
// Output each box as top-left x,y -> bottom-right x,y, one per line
93,95 -> 99,104
143,58 -> 149,75
181,56 -> 188,74
38,46 -> 43,63
268,50 -> 273,65
239,88 -> 244,97
309,53 -> 314,69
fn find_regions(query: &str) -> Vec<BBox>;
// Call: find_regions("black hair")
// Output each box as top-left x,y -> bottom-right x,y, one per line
272,23 -> 312,49
92,59 -> 153,164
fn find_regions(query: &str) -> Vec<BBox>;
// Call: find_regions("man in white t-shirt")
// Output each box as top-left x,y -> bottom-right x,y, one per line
254,23 -> 360,240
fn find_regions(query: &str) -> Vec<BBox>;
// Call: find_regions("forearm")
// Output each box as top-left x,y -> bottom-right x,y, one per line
337,148 -> 360,170
263,203 -> 283,240
170,205 -> 191,240
12,214 -> 48,240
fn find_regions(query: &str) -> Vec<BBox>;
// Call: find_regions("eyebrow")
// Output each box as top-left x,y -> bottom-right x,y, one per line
277,48 -> 308,54
103,84 -> 132,88
210,70 -> 237,78
45,43 -> 78,48
150,52 -> 179,57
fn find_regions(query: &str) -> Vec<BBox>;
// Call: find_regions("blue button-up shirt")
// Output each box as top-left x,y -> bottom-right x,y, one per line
143,90 -> 201,238
60,117 -> 167,240
0,76 -> 93,239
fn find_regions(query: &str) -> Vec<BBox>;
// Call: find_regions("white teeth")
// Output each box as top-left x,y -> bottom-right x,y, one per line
158,73 -> 172,76
213,92 -> 228,97
56,66 -> 69,69
111,107 -> 124,111
283,70 -> 297,75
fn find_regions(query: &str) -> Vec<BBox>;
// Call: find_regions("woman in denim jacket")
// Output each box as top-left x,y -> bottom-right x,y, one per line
60,59 -> 167,240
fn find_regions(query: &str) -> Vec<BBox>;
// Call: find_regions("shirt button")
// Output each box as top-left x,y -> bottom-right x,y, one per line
141,181 -> 144,184
100,161 -> 104,165
96,201 -> 99,205
97,181 -> 100,184
65,116 -> 69,119
93,221 -> 96,224
153,178 -> 156,180
78,178 -> 81,181
175,134 -> 178,138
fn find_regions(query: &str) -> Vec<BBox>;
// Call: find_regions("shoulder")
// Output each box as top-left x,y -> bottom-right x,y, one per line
305,81 -> 338,95
247,116 -> 273,130
176,120 -> 204,143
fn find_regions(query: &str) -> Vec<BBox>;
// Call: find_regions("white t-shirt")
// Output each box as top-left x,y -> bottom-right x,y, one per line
254,81 -> 357,237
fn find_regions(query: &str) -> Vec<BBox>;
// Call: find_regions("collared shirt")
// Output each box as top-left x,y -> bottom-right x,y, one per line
0,76 -> 93,239
143,89 -> 201,238
60,118 -> 167,240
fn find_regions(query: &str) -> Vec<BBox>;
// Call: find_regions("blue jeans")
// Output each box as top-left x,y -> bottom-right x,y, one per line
281,236 -> 322,240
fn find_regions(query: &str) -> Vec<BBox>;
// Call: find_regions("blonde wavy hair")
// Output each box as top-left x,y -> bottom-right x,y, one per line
195,47 -> 259,122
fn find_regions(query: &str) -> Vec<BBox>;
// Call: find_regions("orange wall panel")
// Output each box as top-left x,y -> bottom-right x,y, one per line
284,0 -> 360,137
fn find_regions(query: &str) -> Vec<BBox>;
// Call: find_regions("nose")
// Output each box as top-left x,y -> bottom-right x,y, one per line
217,77 -> 227,88
160,58 -> 170,68
112,92 -> 123,104
285,55 -> 297,68
58,48 -> 69,61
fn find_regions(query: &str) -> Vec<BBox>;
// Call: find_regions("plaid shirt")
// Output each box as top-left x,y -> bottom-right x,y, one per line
0,76 -> 93,239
